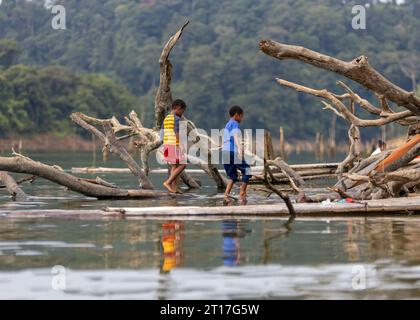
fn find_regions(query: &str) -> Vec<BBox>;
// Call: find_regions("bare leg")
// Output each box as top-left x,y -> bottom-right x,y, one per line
171,177 -> 179,193
163,165 -> 177,193
239,183 -> 248,200
171,169 -> 183,194
224,180 -> 235,198
166,164 -> 187,186
171,165 -> 178,190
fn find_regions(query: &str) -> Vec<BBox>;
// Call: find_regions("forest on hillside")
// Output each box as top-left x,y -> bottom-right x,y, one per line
0,61 -> 142,137
0,0 -> 419,141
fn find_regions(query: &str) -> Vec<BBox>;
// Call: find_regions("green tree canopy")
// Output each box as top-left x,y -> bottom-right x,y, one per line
0,64 -> 144,136
0,0 -> 419,140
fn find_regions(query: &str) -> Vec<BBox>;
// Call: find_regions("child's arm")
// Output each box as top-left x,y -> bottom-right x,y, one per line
176,132 -> 184,150
175,117 -> 186,153
233,133 -> 242,159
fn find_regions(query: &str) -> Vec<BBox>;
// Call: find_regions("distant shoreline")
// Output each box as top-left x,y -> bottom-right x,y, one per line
0,133 -> 407,153
0,134 -> 95,152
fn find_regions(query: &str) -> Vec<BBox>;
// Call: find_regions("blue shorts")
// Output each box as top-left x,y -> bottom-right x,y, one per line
222,151 -> 251,184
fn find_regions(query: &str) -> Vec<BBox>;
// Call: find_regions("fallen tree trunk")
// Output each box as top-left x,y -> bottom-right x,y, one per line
0,171 -> 28,201
305,142 -> 420,202
374,134 -> 420,173
0,156 -> 168,199
5,196 -> 420,218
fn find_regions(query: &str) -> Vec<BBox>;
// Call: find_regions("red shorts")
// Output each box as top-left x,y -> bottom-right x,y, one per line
163,144 -> 186,164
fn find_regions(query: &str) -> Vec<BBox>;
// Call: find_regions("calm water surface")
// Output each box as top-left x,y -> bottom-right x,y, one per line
0,151 -> 419,299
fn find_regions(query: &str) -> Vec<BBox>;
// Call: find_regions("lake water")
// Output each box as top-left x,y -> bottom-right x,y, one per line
0,151 -> 419,299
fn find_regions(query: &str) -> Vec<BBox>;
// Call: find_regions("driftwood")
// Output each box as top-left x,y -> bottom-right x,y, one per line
275,79 -> 414,127
336,124 -> 361,177
108,196 -> 420,216
259,40 -> 420,115
263,160 -> 296,216
154,21 -> 189,131
0,171 -> 28,201
6,196 -> 420,219
71,162 -> 341,174
259,40 -> 420,202
266,157 -> 305,188
2,32 -> 418,206
0,174 -> 36,189
70,112 -> 155,190
0,155 -> 168,199
2,197 -> 420,221
150,20 -> 226,188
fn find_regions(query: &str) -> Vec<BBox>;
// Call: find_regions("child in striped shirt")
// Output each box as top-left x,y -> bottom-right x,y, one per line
161,99 -> 187,193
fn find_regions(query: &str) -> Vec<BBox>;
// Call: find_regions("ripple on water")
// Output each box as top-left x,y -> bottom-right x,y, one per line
0,241 -> 96,249
15,250 -> 43,256
0,262 -> 419,299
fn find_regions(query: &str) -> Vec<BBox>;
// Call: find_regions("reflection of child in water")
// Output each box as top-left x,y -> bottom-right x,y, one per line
222,221 -> 241,266
161,222 -> 183,272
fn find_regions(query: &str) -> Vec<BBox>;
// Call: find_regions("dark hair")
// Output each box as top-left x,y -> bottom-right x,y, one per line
172,99 -> 187,110
229,105 -> 244,117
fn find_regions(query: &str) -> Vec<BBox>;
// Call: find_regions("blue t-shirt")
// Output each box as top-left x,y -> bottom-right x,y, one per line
222,119 -> 240,153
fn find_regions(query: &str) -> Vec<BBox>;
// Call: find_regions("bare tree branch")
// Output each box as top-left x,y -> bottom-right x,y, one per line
154,20 -> 190,131
276,78 -> 413,127
260,40 -> 420,114
70,112 -> 155,190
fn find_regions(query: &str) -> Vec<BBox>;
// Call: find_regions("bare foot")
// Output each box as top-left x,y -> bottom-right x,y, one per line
174,187 -> 184,194
224,194 -> 238,201
163,181 -> 176,193
239,193 -> 247,200
223,197 -> 233,206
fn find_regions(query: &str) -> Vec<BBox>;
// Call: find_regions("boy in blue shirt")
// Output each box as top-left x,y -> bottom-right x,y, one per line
222,106 -> 251,200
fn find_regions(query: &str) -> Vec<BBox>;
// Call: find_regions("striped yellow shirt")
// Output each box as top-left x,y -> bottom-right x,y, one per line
162,113 -> 180,146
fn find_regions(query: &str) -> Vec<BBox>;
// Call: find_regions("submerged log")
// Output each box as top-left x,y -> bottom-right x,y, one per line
0,171 -> 28,201
110,197 -> 420,216
5,197 -> 420,219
